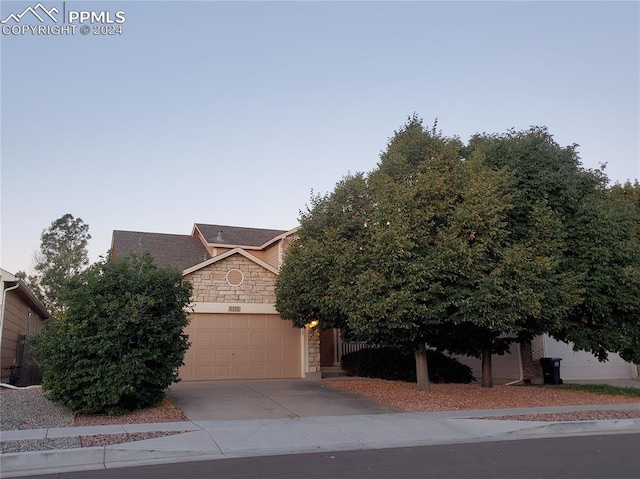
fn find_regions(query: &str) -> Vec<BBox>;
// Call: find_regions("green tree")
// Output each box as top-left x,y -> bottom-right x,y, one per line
611,180 -> 640,241
554,187 -> 640,363
465,127 -> 605,233
276,174 -> 371,332
31,254 -> 192,414
30,214 -> 91,316
467,129 -> 640,364
278,118 -> 577,389
364,154 -> 576,388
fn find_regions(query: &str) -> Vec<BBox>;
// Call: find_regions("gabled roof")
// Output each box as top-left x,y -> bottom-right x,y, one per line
111,231 -> 210,271
194,224 -> 288,248
0,269 -> 49,319
183,248 -> 279,276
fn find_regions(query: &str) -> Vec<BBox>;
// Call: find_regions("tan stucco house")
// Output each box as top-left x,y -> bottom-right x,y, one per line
111,224 -> 321,381
0,269 -> 48,385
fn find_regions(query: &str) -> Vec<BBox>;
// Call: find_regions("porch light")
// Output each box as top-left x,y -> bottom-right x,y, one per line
308,320 -> 319,328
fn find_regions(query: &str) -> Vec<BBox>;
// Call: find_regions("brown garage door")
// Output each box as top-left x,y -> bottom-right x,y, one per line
180,313 -> 301,380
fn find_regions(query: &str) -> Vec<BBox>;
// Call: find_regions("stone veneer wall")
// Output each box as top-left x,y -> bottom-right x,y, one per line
185,251 -> 321,379
186,254 -> 276,304
521,337 -> 545,384
307,328 -> 321,374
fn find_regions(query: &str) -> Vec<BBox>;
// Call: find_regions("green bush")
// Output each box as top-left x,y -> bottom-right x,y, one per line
341,347 -> 475,383
31,254 -> 192,414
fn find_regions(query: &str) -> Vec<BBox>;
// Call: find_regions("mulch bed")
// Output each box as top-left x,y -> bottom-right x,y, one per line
325,379 -> 640,421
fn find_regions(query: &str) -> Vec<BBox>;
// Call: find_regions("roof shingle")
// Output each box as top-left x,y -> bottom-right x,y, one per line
111,231 -> 210,271
194,224 -> 288,247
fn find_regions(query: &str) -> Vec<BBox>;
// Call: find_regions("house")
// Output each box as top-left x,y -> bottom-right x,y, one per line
111,222 -> 639,384
454,335 -> 639,384
0,269 -> 48,385
110,224 -> 321,381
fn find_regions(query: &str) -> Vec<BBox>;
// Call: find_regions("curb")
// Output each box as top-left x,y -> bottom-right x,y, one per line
513,418 -> 640,436
3,419 -> 640,478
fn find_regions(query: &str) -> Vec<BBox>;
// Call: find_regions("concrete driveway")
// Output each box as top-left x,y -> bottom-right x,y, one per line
166,379 -> 399,421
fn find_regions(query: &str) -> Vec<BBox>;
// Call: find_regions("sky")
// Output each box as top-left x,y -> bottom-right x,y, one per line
1,0 -> 639,275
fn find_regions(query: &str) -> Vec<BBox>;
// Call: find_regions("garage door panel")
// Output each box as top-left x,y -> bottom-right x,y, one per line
233,316 -> 250,328
214,331 -> 231,343
180,313 -> 301,380
250,331 -> 267,343
216,316 -> 233,328
196,349 -> 212,360
248,364 -> 265,376
196,331 -> 213,343
231,364 -> 248,376
233,330 -> 250,343
544,336 -> 633,380
268,331 -> 284,343
268,348 -> 284,360
251,349 -> 266,361
214,349 -> 230,361
214,364 -> 231,376
233,348 -> 249,361
195,366 -> 213,378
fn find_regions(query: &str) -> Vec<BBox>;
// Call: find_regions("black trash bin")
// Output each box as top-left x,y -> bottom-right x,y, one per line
539,357 -> 563,385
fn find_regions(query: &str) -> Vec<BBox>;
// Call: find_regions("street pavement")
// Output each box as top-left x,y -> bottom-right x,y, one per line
22,433 -> 640,479
2,379 -> 640,478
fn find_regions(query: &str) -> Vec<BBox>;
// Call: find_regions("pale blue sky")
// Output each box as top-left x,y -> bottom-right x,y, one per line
2,0 -> 639,274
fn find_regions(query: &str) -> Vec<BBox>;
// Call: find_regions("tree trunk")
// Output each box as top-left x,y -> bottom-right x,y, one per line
481,348 -> 493,388
415,343 -> 431,392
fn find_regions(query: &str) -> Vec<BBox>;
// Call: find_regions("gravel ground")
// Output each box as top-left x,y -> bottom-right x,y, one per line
1,387 -> 74,430
2,380 -> 639,454
0,387 -> 187,454
1,436 -> 81,454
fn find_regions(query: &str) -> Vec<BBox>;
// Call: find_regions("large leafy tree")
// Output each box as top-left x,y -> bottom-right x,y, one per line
276,176 -> 369,332
554,186 -> 640,362
467,130 -> 640,364
28,214 -> 91,316
359,152 -> 576,388
277,118 -> 578,389
611,180 -> 640,241
31,254 -> 192,414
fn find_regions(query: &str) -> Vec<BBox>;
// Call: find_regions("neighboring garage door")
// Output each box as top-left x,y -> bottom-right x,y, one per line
180,313 -> 301,380
544,336 -> 634,380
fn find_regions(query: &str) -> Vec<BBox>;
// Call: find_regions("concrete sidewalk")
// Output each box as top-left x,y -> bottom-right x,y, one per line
3,404 -> 640,478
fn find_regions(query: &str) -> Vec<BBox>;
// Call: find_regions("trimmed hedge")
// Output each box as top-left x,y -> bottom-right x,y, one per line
341,347 -> 475,383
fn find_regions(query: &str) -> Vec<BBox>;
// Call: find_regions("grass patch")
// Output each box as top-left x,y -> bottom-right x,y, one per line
554,383 -> 640,398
